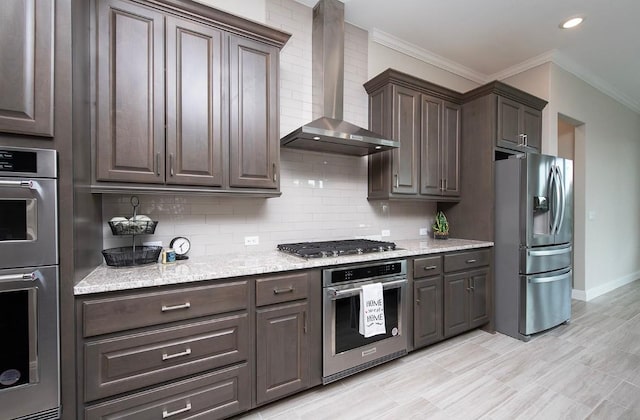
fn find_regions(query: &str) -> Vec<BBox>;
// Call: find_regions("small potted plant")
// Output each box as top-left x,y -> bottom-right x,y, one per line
432,211 -> 449,240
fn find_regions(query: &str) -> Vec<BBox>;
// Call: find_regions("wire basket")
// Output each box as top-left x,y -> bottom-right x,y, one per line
102,246 -> 162,267
108,220 -> 158,235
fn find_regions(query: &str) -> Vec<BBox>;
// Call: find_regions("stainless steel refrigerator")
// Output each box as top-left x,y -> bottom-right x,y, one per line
494,153 -> 573,341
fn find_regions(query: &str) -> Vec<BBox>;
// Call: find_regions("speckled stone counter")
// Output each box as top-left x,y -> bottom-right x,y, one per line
74,238 -> 493,295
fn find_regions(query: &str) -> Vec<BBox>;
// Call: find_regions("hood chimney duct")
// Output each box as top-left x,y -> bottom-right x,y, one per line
280,0 -> 399,156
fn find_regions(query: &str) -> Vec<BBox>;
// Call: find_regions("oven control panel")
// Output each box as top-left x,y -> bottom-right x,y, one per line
324,260 -> 406,285
0,147 -> 56,178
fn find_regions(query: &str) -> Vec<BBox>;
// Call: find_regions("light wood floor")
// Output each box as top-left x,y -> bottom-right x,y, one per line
237,280 -> 640,419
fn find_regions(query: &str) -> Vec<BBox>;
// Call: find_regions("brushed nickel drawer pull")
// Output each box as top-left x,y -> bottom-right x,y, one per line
423,265 -> 437,270
163,402 -> 192,418
466,259 -> 477,264
162,348 -> 191,361
161,302 -> 191,312
273,163 -> 277,182
273,286 -> 295,295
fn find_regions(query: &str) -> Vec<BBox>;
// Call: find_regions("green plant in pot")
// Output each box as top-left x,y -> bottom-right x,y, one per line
432,211 -> 449,239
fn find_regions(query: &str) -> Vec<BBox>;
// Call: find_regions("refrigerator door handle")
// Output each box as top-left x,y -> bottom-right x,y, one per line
548,166 -> 559,234
528,269 -> 571,284
527,246 -> 572,257
555,166 -> 566,234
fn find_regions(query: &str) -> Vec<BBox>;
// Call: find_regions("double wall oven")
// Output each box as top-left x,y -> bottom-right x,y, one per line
0,147 -> 60,420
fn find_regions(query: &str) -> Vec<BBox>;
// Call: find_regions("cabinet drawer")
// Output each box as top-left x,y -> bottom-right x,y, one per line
413,256 -> 442,278
256,272 -> 309,306
85,363 -> 250,420
84,313 -> 249,402
444,249 -> 491,272
82,281 -> 248,337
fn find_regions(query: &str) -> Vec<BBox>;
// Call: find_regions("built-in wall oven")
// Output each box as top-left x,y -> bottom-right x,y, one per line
322,260 -> 407,384
0,147 -> 60,420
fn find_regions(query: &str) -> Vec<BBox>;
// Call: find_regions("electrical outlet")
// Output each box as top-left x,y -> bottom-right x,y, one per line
419,228 -> 428,236
381,229 -> 391,237
244,236 -> 259,246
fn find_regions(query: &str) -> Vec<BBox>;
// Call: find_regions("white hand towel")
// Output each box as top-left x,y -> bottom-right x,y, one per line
359,282 -> 386,338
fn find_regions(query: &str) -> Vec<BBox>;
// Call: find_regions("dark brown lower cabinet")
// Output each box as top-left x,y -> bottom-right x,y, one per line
444,267 -> 490,337
256,301 -> 309,405
84,363 -> 250,420
413,276 -> 443,348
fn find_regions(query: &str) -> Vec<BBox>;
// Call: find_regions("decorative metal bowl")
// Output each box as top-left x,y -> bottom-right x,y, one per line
108,220 -> 158,236
102,246 -> 162,267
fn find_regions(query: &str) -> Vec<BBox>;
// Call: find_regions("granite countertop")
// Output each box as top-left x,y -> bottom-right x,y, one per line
74,238 -> 493,295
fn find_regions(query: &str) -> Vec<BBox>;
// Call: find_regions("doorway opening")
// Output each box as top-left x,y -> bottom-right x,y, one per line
558,114 -> 585,299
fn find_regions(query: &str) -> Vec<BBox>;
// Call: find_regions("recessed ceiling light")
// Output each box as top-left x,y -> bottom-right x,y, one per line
560,16 -> 584,29
313,136 -> 321,140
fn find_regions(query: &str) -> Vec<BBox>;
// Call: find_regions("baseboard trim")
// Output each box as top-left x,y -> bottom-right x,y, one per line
571,289 -> 587,301
573,271 -> 640,301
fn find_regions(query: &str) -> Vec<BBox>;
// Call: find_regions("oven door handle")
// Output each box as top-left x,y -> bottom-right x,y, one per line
0,179 -> 35,189
0,271 -> 38,283
327,278 -> 407,299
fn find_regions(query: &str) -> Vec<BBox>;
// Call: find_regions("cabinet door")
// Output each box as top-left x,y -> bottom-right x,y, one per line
443,272 -> 469,337
166,17 -> 224,187
468,268 -> 490,329
420,95 -> 442,196
96,0 -> 165,183
229,36 -> 279,189
390,86 -> 420,194
414,277 -> 443,349
522,106 -> 542,152
442,101 -> 461,196
496,96 -> 522,150
368,88 -> 392,198
256,301 -> 308,405
0,0 -> 53,137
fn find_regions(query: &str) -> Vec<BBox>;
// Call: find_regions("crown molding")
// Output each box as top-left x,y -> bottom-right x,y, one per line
371,29 -> 640,114
550,52 -> 640,114
488,50 -> 557,81
490,49 -> 640,113
370,28 -> 487,84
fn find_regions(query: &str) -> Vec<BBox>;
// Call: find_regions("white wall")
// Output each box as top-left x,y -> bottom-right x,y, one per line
502,63 -> 640,298
103,0 -> 436,255
549,64 -> 640,298
192,0 -> 266,23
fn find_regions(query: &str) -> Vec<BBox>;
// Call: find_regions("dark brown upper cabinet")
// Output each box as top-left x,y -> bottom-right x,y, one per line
93,0 -> 289,194
497,96 -> 542,153
0,0 -> 54,137
464,81 -> 547,155
364,69 -> 462,201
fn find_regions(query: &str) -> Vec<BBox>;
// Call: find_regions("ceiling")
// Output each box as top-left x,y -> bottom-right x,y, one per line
296,0 -> 640,113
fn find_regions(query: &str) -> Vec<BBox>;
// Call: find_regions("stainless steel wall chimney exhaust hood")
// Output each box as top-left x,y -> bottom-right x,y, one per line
280,0 -> 399,156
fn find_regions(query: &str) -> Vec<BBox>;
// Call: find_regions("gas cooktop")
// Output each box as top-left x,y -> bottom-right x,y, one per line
277,239 -> 397,259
